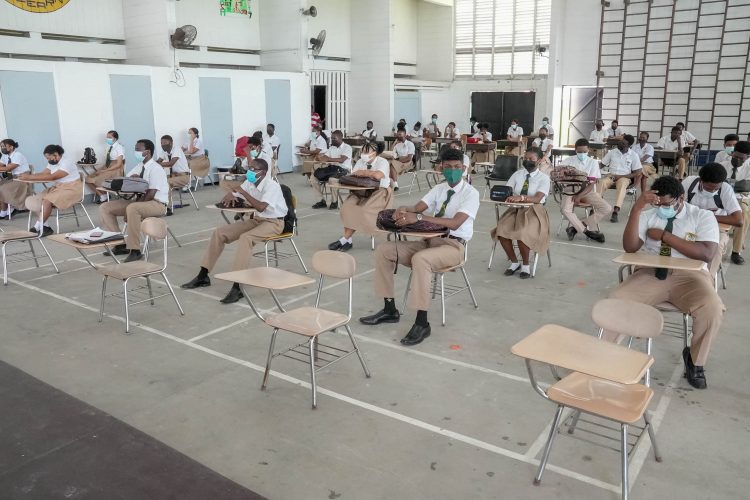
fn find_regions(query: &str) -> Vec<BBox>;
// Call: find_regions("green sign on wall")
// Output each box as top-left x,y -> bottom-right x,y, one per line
220,0 -> 251,17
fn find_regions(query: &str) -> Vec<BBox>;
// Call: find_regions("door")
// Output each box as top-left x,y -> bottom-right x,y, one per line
561,86 -> 603,146
394,91 -> 422,131
311,85 -> 327,128
199,77 -> 235,168
109,75 -> 156,158
0,71 -> 62,172
265,79 -> 293,173
470,91 -> 536,140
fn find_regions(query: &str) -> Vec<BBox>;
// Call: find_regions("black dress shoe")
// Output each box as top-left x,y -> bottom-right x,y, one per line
328,240 -> 343,250
394,186 -> 399,192
124,250 -> 143,262
329,201 -> 339,210
566,226 -> 577,241
338,242 -> 353,252
504,266 -> 519,276
30,227 -> 38,234
41,226 -> 54,237
731,252 -> 745,265
165,208 -> 173,216
519,271 -> 531,279
584,230 -> 605,243
359,309 -> 400,325
312,200 -> 327,209
400,322 -> 431,346
220,287 -> 244,304
105,244 -> 129,256
181,275 -> 211,289
610,211 -> 619,223
683,347 -> 707,389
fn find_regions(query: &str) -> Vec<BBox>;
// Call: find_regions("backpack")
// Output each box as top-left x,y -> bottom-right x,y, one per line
79,147 -> 97,164
234,136 -> 249,157
687,178 -> 723,210
279,184 -> 296,234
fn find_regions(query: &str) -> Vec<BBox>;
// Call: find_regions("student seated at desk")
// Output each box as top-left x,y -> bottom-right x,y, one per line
312,130 -> 352,210
719,141 -> 750,264
491,147 -> 551,279
655,126 -> 687,179
408,122 -> 424,146
0,139 -> 31,218
263,124 -> 281,155
682,163 -> 743,270
676,122 -> 697,149
99,139 -> 169,262
444,122 -> 460,139
20,145 -> 82,237
181,159 -> 288,304
607,120 -> 624,140
599,134 -> 642,223
506,119 -> 524,155
633,131 -> 656,191
298,125 -> 329,178
84,130 -> 125,204
360,148 -> 479,346
538,117 -> 554,139
589,120 -> 608,143
471,123 -> 494,164
425,114 -> 441,137
531,127 -> 553,171
327,142 -> 392,252
559,138 -> 612,243
389,128 -> 415,191
361,121 -> 378,142
156,134 -> 190,191
714,133 -> 739,164
609,176 -> 722,389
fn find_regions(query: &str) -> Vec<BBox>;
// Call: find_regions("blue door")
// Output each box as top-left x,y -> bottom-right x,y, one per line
394,91 -> 422,131
264,79 -> 293,173
199,77 -> 235,168
0,71 -> 62,172
110,75 -> 156,164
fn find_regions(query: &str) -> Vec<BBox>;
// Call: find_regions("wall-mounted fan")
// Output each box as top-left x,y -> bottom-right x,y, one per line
310,30 -> 326,56
170,25 -> 198,48
301,6 -> 317,17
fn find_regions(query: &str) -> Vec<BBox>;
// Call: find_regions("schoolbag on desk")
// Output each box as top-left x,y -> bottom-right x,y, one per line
79,147 -> 97,164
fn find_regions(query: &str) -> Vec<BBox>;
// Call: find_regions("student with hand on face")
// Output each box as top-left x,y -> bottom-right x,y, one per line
0,139 -> 31,218
682,162 -> 744,270
84,130 -> 125,204
491,147 -> 551,279
609,176 -> 723,390
559,138 -> 612,243
599,134 -> 642,223
328,142 -> 392,252
444,122 -> 460,139
99,139 -> 170,262
20,144 -> 82,237
312,130 -> 352,210
360,147 -> 479,347
181,159 -> 288,304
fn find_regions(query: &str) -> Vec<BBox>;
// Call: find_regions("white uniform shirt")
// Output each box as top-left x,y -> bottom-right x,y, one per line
507,168 -> 551,203
1,150 -> 30,176
461,154 -> 471,178
409,128 -> 423,138
238,175 -> 288,219
507,126 -> 524,139
107,141 -> 125,163
473,131 -> 493,141
531,138 -> 554,158
325,143 -> 353,171
638,203 -> 719,270
714,151 -> 730,164
632,142 -> 654,164
421,179 -> 480,241
240,149 -> 274,170
352,156 -> 391,189
656,136 -> 683,151
539,124 -> 555,137
681,130 -> 696,143
308,135 -> 328,154
607,127 -> 624,137
719,157 -> 750,182
362,128 -> 378,140
425,123 -> 440,136
261,141 -> 273,159
589,129 -> 608,143
682,176 -> 741,217
602,148 -> 642,175
263,134 -> 281,150
393,140 -> 415,158
190,137 -> 205,157
561,154 -> 602,192
127,159 -> 170,204
158,147 -> 189,174
50,156 -> 79,184
445,127 -> 460,138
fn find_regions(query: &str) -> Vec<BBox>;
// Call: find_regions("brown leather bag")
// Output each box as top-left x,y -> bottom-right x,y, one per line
376,209 -> 448,233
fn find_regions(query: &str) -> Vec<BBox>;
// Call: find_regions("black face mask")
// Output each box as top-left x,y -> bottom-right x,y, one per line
539,135 -> 547,141
0,148 -> 7,155
731,156 -> 742,168
48,159 -> 59,165
161,144 -> 171,151
522,160 -> 537,171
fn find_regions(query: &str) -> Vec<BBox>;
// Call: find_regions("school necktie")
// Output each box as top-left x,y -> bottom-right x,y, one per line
104,146 -> 113,167
731,167 -> 737,180
654,216 -> 676,280
521,174 -> 530,195
435,189 -> 455,217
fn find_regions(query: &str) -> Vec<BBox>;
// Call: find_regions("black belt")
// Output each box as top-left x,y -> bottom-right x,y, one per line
442,235 -> 466,245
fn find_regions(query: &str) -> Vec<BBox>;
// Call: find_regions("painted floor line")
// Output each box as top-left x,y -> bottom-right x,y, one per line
8,276 -> 618,495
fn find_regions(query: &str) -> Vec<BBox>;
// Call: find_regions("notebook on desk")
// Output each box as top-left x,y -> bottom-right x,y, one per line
66,227 -> 123,244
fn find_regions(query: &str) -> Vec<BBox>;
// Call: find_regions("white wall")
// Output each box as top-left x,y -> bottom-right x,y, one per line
0,59 -> 309,169
175,0 -> 261,51
0,0 -> 125,39
307,0 -> 351,59
391,0 -> 418,65
123,0 -> 174,67
258,0 -> 306,72
416,1 -> 453,81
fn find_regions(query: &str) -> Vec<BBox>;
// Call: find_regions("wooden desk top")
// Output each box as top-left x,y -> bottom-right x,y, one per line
328,179 -> 375,191
612,252 -> 704,271
205,204 -> 255,214
376,229 -> 446,239
511,324 -> 653,385
214,267 -> 315,290
48,233 -> 124,249
480,199 -> 535,208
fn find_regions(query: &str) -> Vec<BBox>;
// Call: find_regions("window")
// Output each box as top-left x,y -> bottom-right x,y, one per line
455,0 -> 551,78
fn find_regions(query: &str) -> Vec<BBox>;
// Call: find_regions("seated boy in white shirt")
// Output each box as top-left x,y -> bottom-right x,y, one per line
599,134 -> 643,222
312,130 -> 353,209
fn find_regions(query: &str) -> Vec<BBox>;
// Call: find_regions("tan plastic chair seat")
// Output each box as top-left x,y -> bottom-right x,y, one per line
97,261 -> 163,280
265,306 -> 349,337
547,372 -> 654,424
0,231 -> 36,243
592,299 -> 663,339
263,232 -> 293,241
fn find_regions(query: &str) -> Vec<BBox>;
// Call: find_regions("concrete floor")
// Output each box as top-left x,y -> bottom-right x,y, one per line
1,171 -> 749,500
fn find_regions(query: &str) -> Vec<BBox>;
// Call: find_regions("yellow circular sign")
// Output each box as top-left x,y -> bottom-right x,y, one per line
5,0 -> 71,13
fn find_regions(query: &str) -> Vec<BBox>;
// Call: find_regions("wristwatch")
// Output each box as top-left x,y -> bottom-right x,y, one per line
416,214 -> 423,221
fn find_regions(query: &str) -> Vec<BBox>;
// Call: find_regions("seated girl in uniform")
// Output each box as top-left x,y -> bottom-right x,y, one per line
328,142 -> 393,252
490,147 -> 551,279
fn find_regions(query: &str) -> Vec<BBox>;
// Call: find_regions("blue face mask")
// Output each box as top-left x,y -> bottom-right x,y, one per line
134,151 -> 144,162
657,205 -> 677,219
725,146 -> 734,155
250,149 -> 259,159
542,120 -> 548,126
577,153 -> 588,162
246,170 -> 257,183
106,138 -> 114,146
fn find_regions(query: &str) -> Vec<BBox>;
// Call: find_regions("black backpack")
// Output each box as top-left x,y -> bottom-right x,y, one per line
279,184 -> 296,234
687,177 -> 723,209
79,147 -> 97,164
487,155 -> 518,181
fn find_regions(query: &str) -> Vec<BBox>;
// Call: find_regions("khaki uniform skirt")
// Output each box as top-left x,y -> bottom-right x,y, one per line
32,180 -> 83,211
86,166 -> 123,187
340,187 -> 393,235
189,156 -> 210,178
490,204 -> 550,254
0,178 -> 32,207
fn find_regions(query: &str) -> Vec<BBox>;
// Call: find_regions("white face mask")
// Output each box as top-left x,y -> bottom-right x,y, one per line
577,152 -> 588,162
511,124 -> 517,129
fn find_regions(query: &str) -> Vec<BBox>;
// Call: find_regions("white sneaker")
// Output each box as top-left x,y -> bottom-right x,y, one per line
0,211 -> 7,218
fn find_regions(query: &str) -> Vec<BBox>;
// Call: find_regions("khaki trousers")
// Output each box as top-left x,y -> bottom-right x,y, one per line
374,237 -> 464,311
732,198 -> 749,253
99,199 -> 167,250
391,159 -> 412,176
598,175 -> 633,209
560,192 -> 612,233
609,268 -> 723,366
200,217 -> 284,272
709,232 -> 729,276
